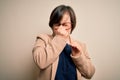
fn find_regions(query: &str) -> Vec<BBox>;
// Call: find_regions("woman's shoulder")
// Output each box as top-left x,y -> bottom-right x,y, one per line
36,33 -> 53,42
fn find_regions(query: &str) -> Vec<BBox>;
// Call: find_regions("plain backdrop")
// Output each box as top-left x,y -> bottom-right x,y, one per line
0,0 -> 120,80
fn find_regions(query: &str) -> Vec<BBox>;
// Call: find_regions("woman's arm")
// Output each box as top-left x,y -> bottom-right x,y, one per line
32,34 -> 66,69
70,42 -> 95,79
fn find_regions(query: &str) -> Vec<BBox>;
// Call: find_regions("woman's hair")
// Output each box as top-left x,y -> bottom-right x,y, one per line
49,5 -> 76,33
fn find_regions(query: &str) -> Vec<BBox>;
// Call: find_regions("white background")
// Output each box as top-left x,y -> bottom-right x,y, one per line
0,0 -> 120,80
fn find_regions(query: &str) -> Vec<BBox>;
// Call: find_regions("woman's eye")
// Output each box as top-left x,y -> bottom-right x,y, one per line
62,23 -> 67,26
54,23 -> 60,26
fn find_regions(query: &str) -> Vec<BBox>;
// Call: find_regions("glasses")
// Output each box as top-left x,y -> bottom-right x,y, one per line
54,22 -> 71,28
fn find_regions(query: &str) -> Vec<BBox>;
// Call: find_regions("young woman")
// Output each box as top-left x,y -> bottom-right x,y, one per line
32,5 -> 95,80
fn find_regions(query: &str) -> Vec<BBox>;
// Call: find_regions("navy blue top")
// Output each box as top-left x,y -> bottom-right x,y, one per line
55,44 -> 77,80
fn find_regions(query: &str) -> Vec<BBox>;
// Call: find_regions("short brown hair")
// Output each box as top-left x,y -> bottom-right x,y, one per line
49,5 -> 76,33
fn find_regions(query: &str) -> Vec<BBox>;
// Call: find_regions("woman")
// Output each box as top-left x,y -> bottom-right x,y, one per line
32,5 -> 95,80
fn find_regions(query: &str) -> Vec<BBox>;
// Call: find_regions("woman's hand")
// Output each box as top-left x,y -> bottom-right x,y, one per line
54,26 -> 70,39
70,41 -> 82,56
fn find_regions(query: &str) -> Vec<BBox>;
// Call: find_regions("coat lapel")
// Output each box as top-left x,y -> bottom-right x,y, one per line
51,57 -> 59,80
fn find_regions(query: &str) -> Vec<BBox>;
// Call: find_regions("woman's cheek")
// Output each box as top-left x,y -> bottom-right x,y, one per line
66,28 -> 71,34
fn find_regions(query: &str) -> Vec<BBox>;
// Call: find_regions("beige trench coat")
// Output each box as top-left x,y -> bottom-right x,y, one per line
32,34 -> 95,80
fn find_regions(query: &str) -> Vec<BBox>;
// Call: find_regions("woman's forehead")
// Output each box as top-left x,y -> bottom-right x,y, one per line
60,12 -> 71,23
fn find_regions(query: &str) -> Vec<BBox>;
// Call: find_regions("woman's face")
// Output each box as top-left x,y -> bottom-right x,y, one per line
52,12 -> 72,36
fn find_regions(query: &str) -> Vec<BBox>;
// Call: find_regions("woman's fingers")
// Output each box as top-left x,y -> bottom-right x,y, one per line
70,41 -> 81,54
56,26 -> 69,37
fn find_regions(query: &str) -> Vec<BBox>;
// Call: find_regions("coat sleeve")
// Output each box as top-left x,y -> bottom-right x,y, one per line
32,34 -> 66,69
71,42 -> 95,79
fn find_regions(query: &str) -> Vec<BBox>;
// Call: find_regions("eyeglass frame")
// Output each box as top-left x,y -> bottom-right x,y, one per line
53,22 -> 72,28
